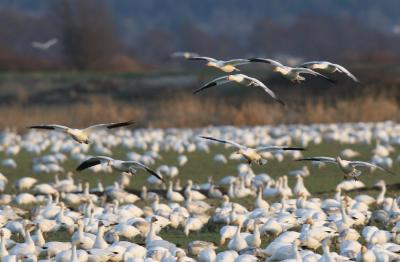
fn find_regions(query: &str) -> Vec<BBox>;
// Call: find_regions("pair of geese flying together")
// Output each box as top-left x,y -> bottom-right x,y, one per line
190,56 -> 359,106
29,121 -> 164,182
201,136 -> 393,179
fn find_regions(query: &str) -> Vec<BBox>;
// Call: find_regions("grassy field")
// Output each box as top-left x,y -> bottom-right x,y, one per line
2,140 -> 400,252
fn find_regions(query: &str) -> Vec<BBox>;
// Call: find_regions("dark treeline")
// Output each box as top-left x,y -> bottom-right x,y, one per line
0,0 -> 400,71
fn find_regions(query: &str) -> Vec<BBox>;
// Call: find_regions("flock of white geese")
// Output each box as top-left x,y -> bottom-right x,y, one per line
0,120 -> 398,262
0,48 -> 396,261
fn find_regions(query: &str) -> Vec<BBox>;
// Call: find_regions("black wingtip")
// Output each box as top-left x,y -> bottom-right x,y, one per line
193,82 -> 216,94
284,147 -> 306,151
29,125 -> 55,130
275,98 -> 285,106
107,120 -> 135,129
248,58 -> 267,63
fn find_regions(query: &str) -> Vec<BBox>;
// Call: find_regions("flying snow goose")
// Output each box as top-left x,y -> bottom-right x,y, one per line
193,74 -> 284,105
297,156 -> 394,179
248,58 -> 335,84
200,136 -> 304,165
31,38 -> 58,50
301,61 -> 359,82
170,51 -> 199,59
189,56 -> 249,72
29,120 -> 134,144
76,156 -> 164,182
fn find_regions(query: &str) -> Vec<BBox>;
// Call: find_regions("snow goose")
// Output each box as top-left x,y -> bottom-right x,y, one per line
189,56 -> 249,72
228,220 -> 248,252
248,58 -> 335,84
184,180 -> 206,200
245,220 -> 262,248
188,241 -> 217,256
301,61 -> 359,82
14,177 -> 37,191
71,220 -> 95,250
166,181 -> 184,202
29,120 -> 134,144
216,250 -> 238,261
255,187 -> 269,209
200,136 -> 303,165
9,222 -> 36,256
31,38 -> 58,50
293,175 -> 310,198
198,248 -> 216,262
297,156 -> 394,179
170,51 -> 199,59
193,74 -> 284,105
76,156 -> 164,182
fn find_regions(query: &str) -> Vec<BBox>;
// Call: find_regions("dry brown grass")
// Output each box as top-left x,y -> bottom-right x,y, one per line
1,93 -> 398,131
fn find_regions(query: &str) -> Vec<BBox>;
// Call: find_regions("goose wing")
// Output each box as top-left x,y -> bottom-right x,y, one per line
193,75 -> 230,94
222,59 -> 250,66
76,156 -> 114,171
243,75 -> 285,105
297,157 -> 337,164
256,146 -> 305,152
199,136 -> 245,149
28,124 -> 69,132
349,161 -> 394,174
333,64 -> 359,82
248,58 -> 284,67
121,161 -> 164,182
293,68 -> 336,84
82,121 -> 134,134
189,56 -> 218,63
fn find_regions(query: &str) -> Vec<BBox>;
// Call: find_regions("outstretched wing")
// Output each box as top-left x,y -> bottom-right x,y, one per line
256,146 -> 305,152
199,136 -> 245,149
83,120 -> 135,134
293,68 -> 336,84
248,58 -> 284,67
297,157 -> 337,164
223,59 -> 250,66
122,161 -> 164,182
243,75 -> 285,105
334,64 -> 359,82
28,124 -> 69,132
193,75 -> 230,94
76,156 -> 114,171
189,56 -> 218,63
350,161 -> 394,175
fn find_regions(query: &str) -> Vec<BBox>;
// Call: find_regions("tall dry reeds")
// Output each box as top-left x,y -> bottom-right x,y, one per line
1,93 -> 398,131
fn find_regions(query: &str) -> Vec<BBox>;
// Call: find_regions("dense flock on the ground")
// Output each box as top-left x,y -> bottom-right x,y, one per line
0,122 -> 400,261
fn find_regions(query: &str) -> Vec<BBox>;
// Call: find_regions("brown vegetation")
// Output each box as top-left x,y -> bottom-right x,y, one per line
1,92 -> 398,131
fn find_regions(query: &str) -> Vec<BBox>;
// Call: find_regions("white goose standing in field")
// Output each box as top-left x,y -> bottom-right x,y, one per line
228,220 -> 248,252
167,181 -> 184,202
76,156 -> 164,181
29,120 -> 134,144
297,156 -> 394,179
193,73 -> 285,105
248,58 -> 335,84
189,56 -> 250,72
301,61 -> 359,82
201,136 -> 304,165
